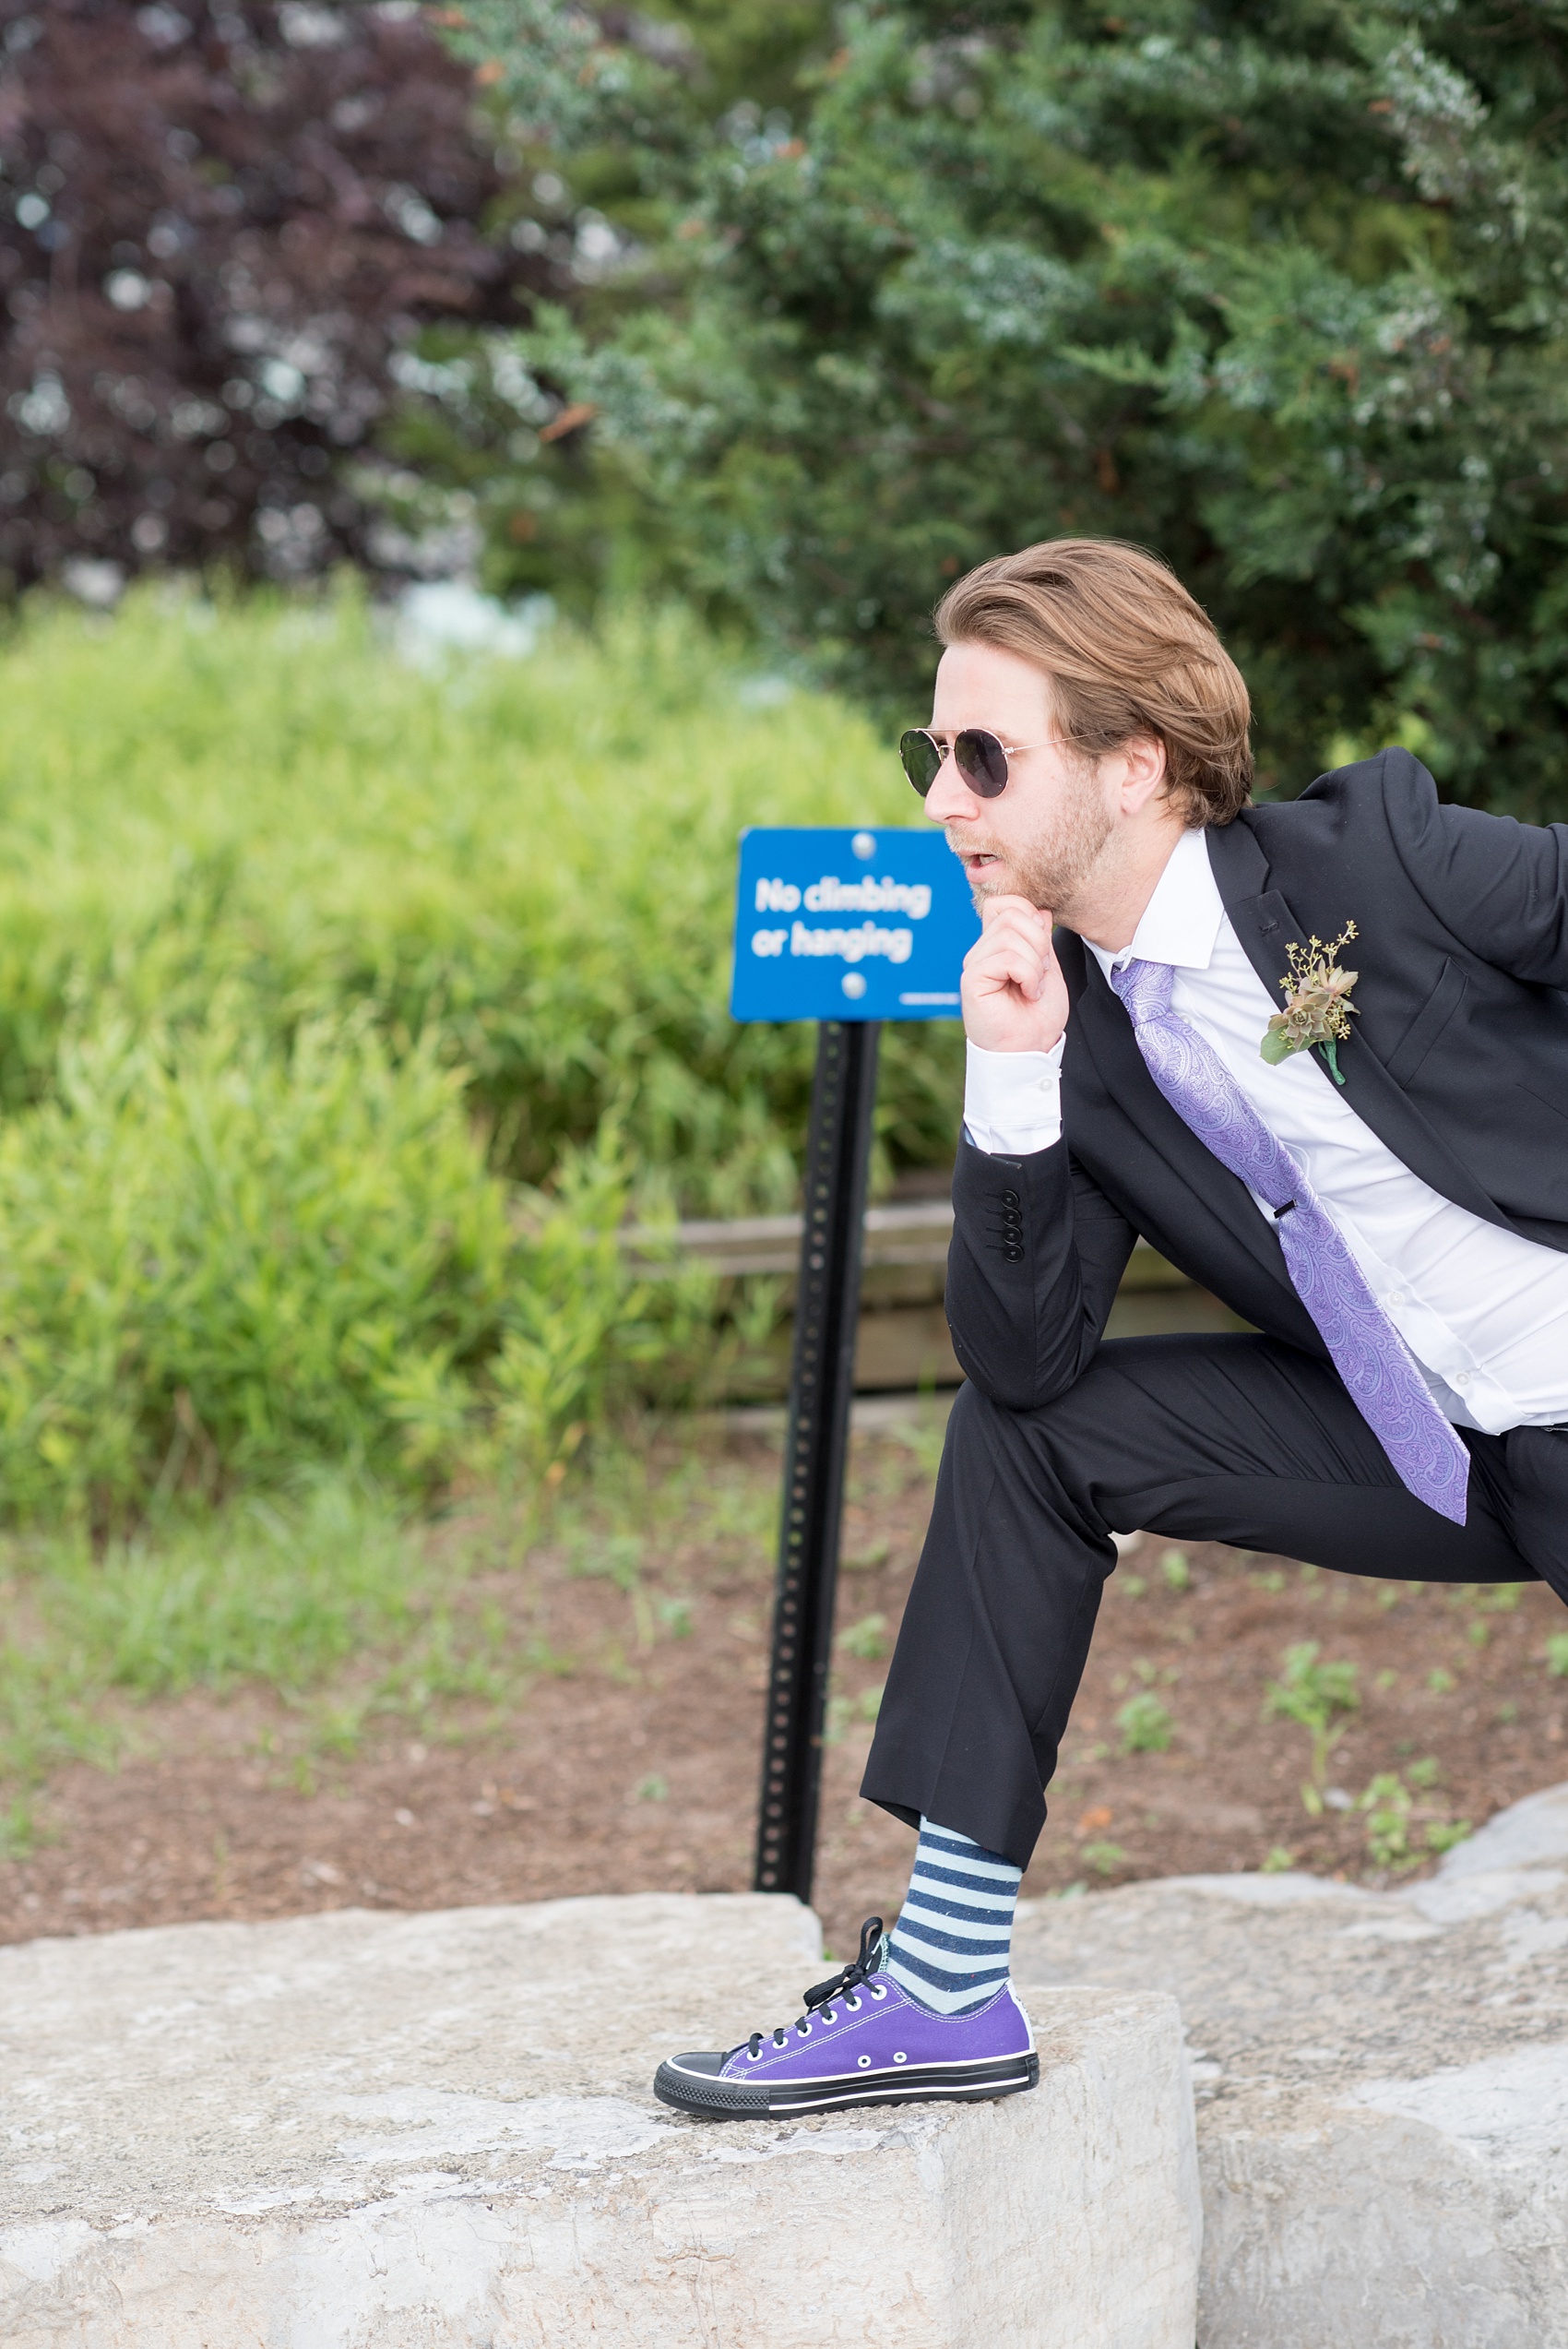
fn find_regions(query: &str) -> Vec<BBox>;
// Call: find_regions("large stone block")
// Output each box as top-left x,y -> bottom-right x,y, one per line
1014,1781 -> 1568,2348
1,1892 -> 1199,2348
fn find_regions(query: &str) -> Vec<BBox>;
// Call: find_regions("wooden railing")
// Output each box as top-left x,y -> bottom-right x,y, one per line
624,1198 -> 1237,1397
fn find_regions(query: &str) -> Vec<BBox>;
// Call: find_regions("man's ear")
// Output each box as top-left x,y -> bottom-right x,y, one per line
1118,732 -> 1170,814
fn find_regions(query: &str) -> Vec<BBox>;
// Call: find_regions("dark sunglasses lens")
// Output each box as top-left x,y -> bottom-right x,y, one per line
899,730 -> 943,795
955,729 -> 1009,797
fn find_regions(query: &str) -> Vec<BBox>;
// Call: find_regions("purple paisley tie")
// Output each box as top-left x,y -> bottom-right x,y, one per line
1110,957 -> 1469,1525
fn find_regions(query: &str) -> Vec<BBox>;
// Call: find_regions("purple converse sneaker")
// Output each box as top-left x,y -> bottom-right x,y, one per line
653,1918 -> 1038,2120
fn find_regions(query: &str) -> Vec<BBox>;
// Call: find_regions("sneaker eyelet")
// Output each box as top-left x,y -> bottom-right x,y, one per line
798,2021 -> 812,2035
822,2007 -> 836,2024
893,2052 -> 908,2064
857,2055 -> 872,2068
845,1995 -> 861,2011
871,1985 -> 887,1999
747,2048 -> 760,2061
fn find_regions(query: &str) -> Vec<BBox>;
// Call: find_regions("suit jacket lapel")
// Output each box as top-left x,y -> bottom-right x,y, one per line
1206,819 -> 1511,1229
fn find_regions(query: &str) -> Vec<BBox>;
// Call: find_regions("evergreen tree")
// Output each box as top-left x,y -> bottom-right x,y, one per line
442,1 -> 1568,815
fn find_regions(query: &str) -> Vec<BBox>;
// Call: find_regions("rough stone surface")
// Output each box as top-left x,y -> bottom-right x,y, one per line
1,1892 -> 1199,2347
1014,1781 -> 1568,2348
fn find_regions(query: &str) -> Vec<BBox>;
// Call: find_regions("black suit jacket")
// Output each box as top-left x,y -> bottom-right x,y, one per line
945,748 -> 1568,1410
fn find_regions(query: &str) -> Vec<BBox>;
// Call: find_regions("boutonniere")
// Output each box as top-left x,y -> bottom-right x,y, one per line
1260,921 -> 1360,1085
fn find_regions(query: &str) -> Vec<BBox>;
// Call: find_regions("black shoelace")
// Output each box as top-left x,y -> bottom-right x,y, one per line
743,1916 -> 885,2059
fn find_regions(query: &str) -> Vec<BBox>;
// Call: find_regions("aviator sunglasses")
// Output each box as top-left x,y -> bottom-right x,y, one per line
898,726 -> 1066,799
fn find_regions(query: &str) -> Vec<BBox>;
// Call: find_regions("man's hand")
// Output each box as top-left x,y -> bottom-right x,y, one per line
961,895 -> 1068,1054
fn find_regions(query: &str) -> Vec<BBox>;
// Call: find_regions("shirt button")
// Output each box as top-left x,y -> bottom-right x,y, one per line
1454,1371 -> 1472,1389
1386,1291 -> 1405,1309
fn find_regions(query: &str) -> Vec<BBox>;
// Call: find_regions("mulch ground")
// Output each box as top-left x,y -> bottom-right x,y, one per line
4,1417 -> 1565,1966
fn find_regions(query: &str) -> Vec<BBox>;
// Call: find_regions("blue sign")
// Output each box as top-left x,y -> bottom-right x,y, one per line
731,827 -> 980,1023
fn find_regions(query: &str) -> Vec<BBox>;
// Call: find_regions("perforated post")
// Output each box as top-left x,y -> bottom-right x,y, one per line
754,1019 -> 881,1906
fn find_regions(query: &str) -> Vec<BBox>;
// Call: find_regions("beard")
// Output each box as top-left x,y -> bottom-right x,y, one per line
949,770 -> 1115,915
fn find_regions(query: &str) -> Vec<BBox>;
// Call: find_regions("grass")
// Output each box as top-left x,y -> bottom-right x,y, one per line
0,1473 -> 501,1815
0,1401 -> 794,1830
0,587 -> 963,1521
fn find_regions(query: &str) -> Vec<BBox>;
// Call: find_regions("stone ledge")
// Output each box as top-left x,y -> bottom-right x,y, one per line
1,1892 -> 1199,2348
1015,1780 -> 1568,2349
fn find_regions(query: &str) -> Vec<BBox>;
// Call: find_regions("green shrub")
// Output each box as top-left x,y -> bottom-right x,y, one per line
0,1009 -> 511,1518
0,589 -> 965,1518
0,590 -> 960,1212
0,1007 -> 712,1520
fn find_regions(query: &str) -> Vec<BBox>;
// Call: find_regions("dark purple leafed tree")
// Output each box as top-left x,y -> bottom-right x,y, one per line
0,0 -> 541,591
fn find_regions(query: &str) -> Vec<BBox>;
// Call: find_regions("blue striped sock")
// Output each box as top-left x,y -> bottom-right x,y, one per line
884,1817 -> 1022,2016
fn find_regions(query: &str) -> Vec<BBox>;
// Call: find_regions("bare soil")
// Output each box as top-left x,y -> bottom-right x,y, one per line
4,1418 -> 1565,1967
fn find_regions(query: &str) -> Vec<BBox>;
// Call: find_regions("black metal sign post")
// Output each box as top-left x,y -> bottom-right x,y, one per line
753,1019 -> 882,1905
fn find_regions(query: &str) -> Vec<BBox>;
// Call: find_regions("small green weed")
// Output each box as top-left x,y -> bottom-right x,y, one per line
1117,1692 -> 1175,1754
838,1613 -> 888,1662
1545,1632 -> 1568,1679
1081,1840 -> 1128,1876
1359,1771 -> 1416,1868
1357,1771 -> 1471,1870
0,1793 -> 40,1858
1159,1547 -> 1191,1592
1264,1641 -> 1360,1815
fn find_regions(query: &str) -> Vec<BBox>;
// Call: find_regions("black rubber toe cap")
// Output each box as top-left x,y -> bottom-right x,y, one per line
665,2048 -> 729,2077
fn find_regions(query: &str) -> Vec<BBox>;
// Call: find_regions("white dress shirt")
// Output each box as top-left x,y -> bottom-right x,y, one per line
963,823 -> 1568,1434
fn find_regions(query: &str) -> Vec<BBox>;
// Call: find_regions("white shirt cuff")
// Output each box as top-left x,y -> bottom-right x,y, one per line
962,1039 -> 1064,1157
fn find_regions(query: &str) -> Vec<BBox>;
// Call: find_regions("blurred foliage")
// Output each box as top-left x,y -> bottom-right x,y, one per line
434,0 -> 1568,817
0,589 -> 957,1518
0,0 -> 548,592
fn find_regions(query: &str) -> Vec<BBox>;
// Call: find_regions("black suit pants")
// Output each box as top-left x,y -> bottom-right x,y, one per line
861,1333 -> 1568,1870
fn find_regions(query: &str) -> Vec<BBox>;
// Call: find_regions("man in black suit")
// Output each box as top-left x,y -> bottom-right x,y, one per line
656,537 -> 1568,2126
861,536 -> 1568,1872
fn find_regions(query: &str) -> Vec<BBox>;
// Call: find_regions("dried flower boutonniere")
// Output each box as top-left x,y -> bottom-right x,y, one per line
1260,922 -> 1360,1085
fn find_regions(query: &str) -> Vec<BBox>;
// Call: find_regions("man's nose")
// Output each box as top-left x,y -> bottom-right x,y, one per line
921,752 -> 981,824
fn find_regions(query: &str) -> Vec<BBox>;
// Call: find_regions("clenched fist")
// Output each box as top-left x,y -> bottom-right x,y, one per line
961,895 -> 1069,1055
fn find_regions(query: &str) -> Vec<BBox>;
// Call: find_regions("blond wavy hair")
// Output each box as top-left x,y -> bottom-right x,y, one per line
934,538 -> 1253,826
